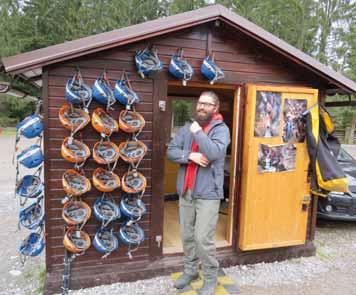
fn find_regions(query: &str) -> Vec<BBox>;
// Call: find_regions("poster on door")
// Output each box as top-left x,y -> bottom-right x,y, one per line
254,91 -> 282,137
282,98 -> 307,143
257,143 -> 297,173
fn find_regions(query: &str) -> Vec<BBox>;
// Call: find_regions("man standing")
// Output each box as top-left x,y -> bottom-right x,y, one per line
167,91 -> 230,295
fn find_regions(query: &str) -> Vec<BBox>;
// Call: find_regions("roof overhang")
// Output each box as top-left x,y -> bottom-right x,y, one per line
0,80 -> 38,101
2,4 -> 356,95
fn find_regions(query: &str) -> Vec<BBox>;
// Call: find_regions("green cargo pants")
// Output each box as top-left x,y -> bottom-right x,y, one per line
179,190 -> 221,282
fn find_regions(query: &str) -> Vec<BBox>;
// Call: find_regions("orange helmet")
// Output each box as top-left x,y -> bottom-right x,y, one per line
62,200 -> 92,225
92,167 -> 121,192
62,169 -> 91,197
58,103 -> 90,133
122,170 -> 147,194
118,140 -> 147,164
91,108 -> 119,136
93,141 -> 120,165
119,110 -> 145,133
61,137 -> 91,164
63,227 -> 91,254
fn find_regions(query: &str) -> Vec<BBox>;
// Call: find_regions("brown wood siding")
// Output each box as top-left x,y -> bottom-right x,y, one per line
44,22 -> 318,287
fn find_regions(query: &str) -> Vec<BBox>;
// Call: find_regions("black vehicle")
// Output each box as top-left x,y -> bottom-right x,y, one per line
317,147 -> 356,221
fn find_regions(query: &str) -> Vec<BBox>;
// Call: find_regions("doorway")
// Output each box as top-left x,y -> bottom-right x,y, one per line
162,82 -> 240,254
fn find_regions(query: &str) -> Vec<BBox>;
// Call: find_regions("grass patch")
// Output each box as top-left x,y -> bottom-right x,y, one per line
0,127 -> 16,135
316,248 -> 333,261
24,265 -> 46,295
34,267 -> 46,295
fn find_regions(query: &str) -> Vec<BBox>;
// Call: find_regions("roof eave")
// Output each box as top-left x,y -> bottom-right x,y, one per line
219,9 -> 356,95
2,5 -> 222,74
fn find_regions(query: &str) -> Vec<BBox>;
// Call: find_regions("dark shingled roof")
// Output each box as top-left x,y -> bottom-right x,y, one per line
2,4 -> 356,94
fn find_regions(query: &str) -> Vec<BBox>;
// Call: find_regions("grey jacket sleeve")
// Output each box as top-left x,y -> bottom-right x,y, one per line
192,124 -> 231,161
166,124 -> 191,164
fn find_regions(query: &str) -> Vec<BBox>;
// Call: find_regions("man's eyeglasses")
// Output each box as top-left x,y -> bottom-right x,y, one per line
197,101 -> 216,108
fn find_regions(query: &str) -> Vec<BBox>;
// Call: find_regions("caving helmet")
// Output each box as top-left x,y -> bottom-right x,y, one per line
63,227 -> 91,254
16,175 -> 43,199
93,197 -> 121,226
118,222 -> 145,246
61,137 -> 91,164
17,145 -> 43,169
135,46 -> 163,79
113,72 -> 140,106
58,104 -> 90,134
169,48 -> 194,86
19,232 -> 45,257
201,55 -> 224,85
92,71 -> 115,109
91,108 -> 118,136
118,140 -> 147,164
62,169 -> 91,197
16,114 -> 43,139
119,194 -> 147,221
92,168 -> 121,192
18,198 -> 44,230
62,200 -> 92,226
65,70 -> 92,107
118,110 -> 145,133
93,228 -> 119,256
92,141 -> 120,165
121,170 -> 147,194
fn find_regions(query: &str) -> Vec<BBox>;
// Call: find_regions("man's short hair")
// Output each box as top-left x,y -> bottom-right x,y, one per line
200,91 -> 220,108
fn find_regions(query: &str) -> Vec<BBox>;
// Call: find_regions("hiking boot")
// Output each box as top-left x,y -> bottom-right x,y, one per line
196,279 -> 217,295
173,272 -> 199,289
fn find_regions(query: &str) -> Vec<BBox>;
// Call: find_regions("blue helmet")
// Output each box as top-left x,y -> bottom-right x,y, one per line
120,194 -> 146,221
19,198 -> 44,230
16,114 -> 43,139
169,48 -> 194,86
135,47 -> 163,79
17,145 -> 43,169
65,71 -> 92,106
201,56 -> 224,84
118,222 -> 145,246
93,228 -> 119,256
16,175 -> 43,200
19,232 -> 45,257
113,73 -> 140,107
92,72 -> 115,109
93,197 -> 121,227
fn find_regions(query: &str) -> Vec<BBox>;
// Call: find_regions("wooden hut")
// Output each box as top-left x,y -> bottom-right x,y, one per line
2,5 -> 356,294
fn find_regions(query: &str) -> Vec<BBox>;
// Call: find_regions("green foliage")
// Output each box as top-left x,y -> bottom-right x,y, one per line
172,100 -> 193,126
0,95 -> 34,126
0,0 -> 355,126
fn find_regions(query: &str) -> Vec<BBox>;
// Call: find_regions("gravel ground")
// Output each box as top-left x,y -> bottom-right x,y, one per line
0,135 -> 355,295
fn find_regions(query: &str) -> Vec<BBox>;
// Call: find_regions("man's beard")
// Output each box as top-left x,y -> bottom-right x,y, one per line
193,109 -> 214,127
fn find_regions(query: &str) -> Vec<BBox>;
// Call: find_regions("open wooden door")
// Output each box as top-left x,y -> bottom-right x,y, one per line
239,85 -> 318,251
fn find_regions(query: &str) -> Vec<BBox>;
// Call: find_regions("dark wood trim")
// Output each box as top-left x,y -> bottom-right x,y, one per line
42,69 -> 51,273
149,74 -> 169,259
308,196 -> 318,241
233,85 -> 247,251
44,241 -> 315,294
42,69 -> 50,273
